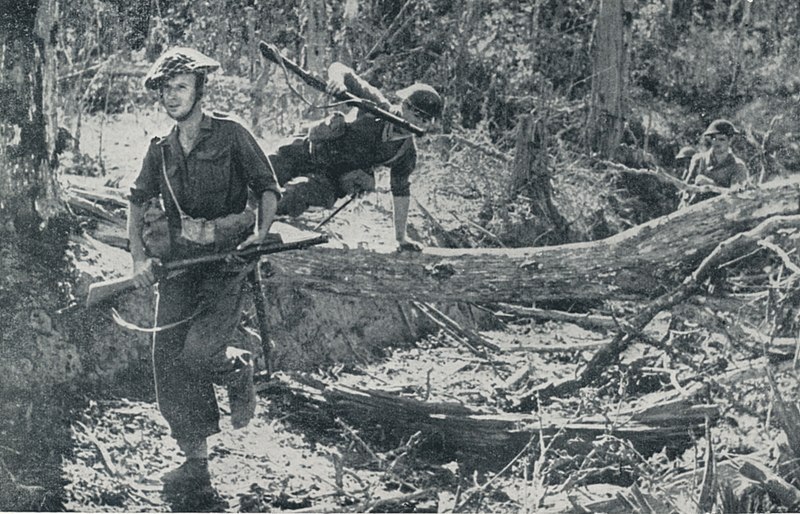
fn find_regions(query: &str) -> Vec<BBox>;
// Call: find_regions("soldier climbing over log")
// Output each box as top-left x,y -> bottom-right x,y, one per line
260,43 -> 443,252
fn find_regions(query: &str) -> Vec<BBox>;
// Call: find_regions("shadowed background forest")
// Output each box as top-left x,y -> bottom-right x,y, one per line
53,0 -> 800,243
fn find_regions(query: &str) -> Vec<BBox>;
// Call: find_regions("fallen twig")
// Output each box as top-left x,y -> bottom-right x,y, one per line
66,195 -> 122,223
74,420 -> 119,478
449,210 -> 506,248
361,488 -> 436,513
758,239 -> 800,275
442,133 -> 512,163
493,302 -> 615,331
697,417 -> 716,513
335,418 -> 383,465
413,199 -> 462,248
412,301 -> 500,352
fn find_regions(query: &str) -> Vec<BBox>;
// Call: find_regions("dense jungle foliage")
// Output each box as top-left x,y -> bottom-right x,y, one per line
54,0 -> 800,243
5,1 -> 800,511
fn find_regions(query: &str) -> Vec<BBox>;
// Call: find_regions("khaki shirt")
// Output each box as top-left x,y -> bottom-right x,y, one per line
130,113 -> 281,233
687,149 -> 748,188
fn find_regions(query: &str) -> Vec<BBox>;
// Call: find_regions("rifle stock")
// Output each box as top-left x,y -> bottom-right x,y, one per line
258,41 -> 425,137
85,234 -> 328,308
86,276 -> 139,308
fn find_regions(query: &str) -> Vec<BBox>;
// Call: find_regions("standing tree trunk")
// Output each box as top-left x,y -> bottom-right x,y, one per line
0,1 -> 83,509
587,0 -> 627,159
508,114 -> 569,245
336,0 -> 359,66
304,0 -> 328,119
305,0 -> 328,74
0,0 -> 62,229
505,0 -> 568,245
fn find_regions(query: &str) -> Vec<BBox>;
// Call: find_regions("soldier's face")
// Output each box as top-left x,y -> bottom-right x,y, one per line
709,133 -> 730,155
160,73 -> 197,120
402,101 -> 437,134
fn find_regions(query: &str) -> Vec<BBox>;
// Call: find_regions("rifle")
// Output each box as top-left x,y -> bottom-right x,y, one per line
258,41 -> 425,137
85,234 -> 328,308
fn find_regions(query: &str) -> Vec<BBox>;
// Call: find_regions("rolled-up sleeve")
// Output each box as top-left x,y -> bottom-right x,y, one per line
233,124 -> 282,199
129,143 -> 161,205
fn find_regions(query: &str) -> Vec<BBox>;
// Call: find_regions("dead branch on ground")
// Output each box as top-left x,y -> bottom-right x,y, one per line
531,215 -> 800,408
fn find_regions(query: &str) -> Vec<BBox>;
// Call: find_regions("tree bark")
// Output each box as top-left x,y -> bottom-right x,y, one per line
304,0 -> 329,120
305,0 -> 328,77
588,0 -> 627,158
0,0 -> 62,227
266,179 -> 800,304
508,114 -> 569,244
69,178 -> 800,378
263,372 -> 717,470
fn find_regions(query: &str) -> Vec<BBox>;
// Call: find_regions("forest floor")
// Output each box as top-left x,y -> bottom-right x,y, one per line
47,111 -> 800,513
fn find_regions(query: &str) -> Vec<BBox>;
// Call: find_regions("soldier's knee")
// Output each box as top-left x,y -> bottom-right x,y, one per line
277,188 -> 311,217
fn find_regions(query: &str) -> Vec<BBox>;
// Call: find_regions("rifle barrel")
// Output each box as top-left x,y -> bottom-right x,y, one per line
258,41 -> 424,137
164,234 -> 329,271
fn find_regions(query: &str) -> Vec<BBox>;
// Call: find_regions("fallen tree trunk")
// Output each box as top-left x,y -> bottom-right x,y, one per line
521,215 -> 800,407
70,178 -> 800,375
262,372 -> 717,471
72,178 -> 800,305
267,179 -> 800,303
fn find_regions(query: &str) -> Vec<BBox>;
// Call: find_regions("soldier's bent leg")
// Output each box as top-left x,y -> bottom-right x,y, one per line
268,137 -> 315,185
179,266 -> 249,375
152,269 -> 221,443
179,266 -> 255,427
276,175 -> 338,217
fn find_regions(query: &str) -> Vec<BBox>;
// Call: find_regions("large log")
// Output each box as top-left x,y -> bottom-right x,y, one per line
262,372 -> 718,471
267,178 -> 800,304
74,178 -> 800,375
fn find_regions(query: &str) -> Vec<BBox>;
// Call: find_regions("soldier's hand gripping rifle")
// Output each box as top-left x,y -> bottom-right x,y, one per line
85,234 -> 329,308
258,41 -> 425,137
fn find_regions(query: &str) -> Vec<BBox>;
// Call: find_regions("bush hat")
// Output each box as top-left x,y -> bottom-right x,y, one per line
144,47 -> 220,90
396,83 -> 443,121
702,119 -> 739,138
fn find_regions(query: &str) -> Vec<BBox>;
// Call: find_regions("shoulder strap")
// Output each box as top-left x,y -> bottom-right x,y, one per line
160,146 -> 187,217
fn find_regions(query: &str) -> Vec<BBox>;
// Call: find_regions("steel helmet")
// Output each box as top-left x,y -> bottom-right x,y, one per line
144,47 -> 220,90
396,83 -> 443,121
702,119 -> 739,138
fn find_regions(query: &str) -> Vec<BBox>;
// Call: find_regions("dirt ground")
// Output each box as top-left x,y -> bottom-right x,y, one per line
49,110 -> 800,513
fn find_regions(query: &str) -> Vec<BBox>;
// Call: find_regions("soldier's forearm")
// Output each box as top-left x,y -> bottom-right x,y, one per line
257,190 -> 279,234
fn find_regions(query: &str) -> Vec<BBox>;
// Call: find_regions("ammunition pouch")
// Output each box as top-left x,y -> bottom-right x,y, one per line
142,198 -> 256,260
142,198 -> 171,259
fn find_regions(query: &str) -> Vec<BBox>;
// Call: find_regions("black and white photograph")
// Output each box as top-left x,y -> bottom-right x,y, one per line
2,0 -> 800,512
